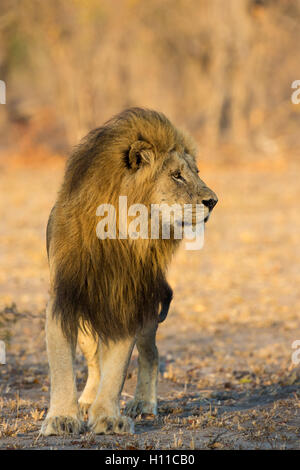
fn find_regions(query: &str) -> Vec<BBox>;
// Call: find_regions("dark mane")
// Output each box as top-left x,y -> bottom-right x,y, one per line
48,108 -> 193,343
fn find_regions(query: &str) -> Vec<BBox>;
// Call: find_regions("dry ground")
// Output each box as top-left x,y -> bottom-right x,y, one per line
0,156 -> 300,449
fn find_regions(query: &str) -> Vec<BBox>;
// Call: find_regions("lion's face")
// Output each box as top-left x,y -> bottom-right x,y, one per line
153,150 -> 218,224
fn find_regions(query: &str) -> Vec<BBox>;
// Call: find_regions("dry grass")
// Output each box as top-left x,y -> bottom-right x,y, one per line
1,0 -> 299,451
0,156 -> 300,449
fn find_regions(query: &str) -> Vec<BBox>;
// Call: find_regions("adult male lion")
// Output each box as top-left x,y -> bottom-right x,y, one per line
41,108 -> 217,436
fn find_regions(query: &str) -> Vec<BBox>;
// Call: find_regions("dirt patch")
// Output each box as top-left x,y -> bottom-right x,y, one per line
0,163 -> 300,449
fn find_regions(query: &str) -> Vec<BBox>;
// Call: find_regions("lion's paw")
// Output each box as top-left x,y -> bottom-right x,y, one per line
89,415 -> 134,434
125,399 -> 157,418
79,401 -> 92,420
41,415 -> 85,436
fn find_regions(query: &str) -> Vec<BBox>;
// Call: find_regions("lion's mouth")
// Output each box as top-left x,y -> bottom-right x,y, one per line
177,213 -> 209,227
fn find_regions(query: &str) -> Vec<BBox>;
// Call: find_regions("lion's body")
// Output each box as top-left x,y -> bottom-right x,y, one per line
47,108 -> 194,343
41,108 -> 218,436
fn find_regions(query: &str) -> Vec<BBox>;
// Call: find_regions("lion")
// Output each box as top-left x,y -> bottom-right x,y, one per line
41,108 -> 218,436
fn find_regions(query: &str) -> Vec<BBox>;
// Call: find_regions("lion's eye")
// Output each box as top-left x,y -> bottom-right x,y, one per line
172,171 -> 184,182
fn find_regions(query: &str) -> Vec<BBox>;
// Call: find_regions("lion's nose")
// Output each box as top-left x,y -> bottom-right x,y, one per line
202,197 -> 218,212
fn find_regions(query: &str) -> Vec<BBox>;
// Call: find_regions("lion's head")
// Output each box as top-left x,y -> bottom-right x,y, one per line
117,111 -> 217,216
65,108 -> 217,221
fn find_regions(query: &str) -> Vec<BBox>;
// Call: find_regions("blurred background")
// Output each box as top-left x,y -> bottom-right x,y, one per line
1,0 -> 300,449
0,0 -> 300,164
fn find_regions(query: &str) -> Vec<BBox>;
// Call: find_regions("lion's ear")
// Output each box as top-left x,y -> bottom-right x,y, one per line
128,141 -> 154,170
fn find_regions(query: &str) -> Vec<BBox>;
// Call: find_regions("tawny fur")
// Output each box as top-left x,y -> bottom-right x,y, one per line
47,108 -> 198,343
42,108 -> 218,436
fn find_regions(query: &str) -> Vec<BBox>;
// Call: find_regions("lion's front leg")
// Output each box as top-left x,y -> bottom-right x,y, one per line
41,300 -> 84,436
125,321 -> 159,418
88,336 -> 135,434
78,326 -> 100,418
